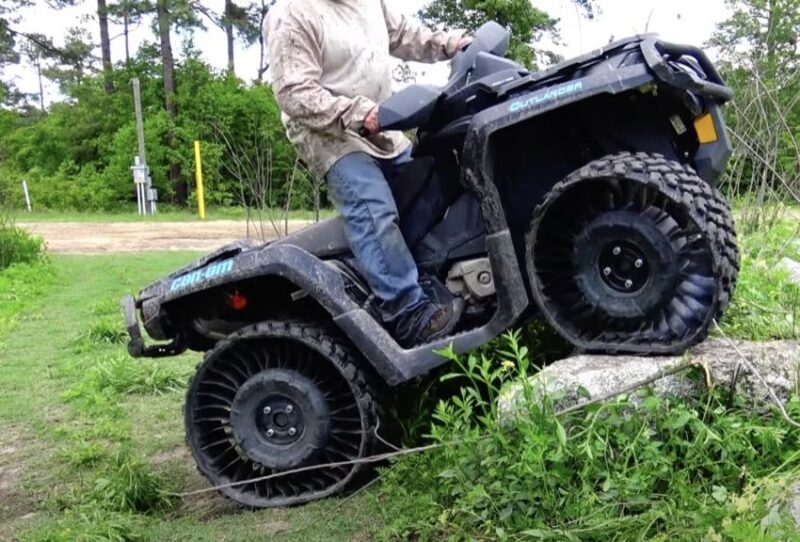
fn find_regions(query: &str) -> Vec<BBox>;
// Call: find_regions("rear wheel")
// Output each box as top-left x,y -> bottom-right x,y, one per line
526,152 -> 738,354
185,321 -> 378,507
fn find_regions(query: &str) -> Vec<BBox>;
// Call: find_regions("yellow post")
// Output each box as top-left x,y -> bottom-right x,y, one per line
194,140 -> 206,220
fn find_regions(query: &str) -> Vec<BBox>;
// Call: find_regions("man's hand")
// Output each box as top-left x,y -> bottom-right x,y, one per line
457,36 -> 473,51
362,105 -> 380,136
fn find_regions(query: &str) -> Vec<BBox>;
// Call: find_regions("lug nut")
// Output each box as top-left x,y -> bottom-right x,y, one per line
603,267 -> 612,276
288,427 -> 297,436
634,259 -> 643,269
625,279 -> 634,289
613,247 -> 621,256
285,405 -> 293,414
478,272 -> 492,285
266,429 -> 275,438
263,406 -> 271,415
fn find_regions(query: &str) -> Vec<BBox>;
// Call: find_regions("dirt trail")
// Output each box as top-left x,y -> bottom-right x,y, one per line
18,220 -> 313,254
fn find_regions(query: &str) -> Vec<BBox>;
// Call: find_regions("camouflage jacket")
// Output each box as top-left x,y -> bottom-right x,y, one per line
265,0 -> 465,177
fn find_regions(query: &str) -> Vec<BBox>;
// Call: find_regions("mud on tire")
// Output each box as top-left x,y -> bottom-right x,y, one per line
526,152 -> 739,354
184,320 -> 379,508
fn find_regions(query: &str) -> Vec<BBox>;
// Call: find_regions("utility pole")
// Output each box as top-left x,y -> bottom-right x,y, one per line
132,78 -> 147,166
131,78 -> 157,214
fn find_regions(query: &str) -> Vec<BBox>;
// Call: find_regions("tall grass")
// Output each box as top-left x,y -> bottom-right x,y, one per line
0,214 -> 45,270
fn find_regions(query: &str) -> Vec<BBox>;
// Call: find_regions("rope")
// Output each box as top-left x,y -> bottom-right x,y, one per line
170,442 -> 444,498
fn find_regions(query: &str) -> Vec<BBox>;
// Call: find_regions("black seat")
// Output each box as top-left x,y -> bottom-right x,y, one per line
272,158 -> 438,258
271,216 -> 350,258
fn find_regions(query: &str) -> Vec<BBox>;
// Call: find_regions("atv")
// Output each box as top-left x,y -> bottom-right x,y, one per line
121,22 -> 739,507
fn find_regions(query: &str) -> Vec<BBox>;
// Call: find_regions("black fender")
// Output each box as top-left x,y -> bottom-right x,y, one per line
126,235 -> 528,386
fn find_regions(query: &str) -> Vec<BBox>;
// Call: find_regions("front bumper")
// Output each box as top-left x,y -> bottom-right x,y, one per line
120,294 -> 186,358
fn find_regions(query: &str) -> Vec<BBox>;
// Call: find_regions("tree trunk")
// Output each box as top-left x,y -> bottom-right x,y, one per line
97,0 -> 115,95
225,0 -> 235,72
257,1 -> 269,80
123,11 -> 130,65
156,0 -> 185,204
36,59 -> 44,111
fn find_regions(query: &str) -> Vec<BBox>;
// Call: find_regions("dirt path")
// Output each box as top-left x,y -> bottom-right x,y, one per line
18,220 -> 313,254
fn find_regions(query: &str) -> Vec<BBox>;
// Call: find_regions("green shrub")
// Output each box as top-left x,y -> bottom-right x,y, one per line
378,332 -> 800,541
0,215 -> 45,269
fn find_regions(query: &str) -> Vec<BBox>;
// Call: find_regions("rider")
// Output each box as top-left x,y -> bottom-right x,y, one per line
266,0 -> 470,347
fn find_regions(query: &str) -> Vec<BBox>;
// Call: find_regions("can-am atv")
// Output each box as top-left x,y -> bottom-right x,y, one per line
121,22 -> 739,507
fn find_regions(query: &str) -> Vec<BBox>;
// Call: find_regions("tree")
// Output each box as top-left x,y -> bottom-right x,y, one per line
1,0 -> 32,104
417,0 -> 597,68
709,0 -> 800,218
192,0 -> 259,73
107,0 -> 151,65
19,33 -> 52,110
97,0 -> 115,94
710,0 -> 799,74
156,0 -> 183,202
253,0 -> 275,80
42,27 -> 95,92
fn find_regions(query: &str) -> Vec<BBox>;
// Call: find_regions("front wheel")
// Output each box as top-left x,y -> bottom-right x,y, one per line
526,152 -> 739,354
184,321 -> 379,507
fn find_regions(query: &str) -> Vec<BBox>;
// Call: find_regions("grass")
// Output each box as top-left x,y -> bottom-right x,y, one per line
12,205 -> 336,223
0,253 -> 381,541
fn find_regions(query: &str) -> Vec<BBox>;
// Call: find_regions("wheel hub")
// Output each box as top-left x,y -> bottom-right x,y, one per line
597,240 -> 650,293
572,210 -> 679,319
230,369 -> 330,470
259,398 -> 304,445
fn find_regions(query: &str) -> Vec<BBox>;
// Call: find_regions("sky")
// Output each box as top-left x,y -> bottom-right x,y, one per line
6,0 -> 731,107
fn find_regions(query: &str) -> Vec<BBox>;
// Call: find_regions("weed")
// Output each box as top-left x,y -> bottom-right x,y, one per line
88,451 -> 177,514
85,318 -> 128,346
57,442 -> 108,468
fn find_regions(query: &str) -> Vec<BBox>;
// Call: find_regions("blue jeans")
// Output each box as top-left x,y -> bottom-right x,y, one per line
326,149 -> 429,330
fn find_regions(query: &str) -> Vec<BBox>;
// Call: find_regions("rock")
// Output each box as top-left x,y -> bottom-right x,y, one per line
498,339 -> 800,423
788,482 -> 800,530
778,258 -> 800,285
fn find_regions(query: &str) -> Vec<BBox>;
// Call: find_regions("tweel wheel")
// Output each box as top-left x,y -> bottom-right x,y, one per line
184,321 -> 378,508
526,152 -> 739,354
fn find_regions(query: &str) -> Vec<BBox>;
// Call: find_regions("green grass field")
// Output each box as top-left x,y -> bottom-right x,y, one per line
0,254 -> 381,541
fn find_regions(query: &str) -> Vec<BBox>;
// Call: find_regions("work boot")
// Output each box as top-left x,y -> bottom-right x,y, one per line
418,298 -> 463,344
395,297 -> 464,349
